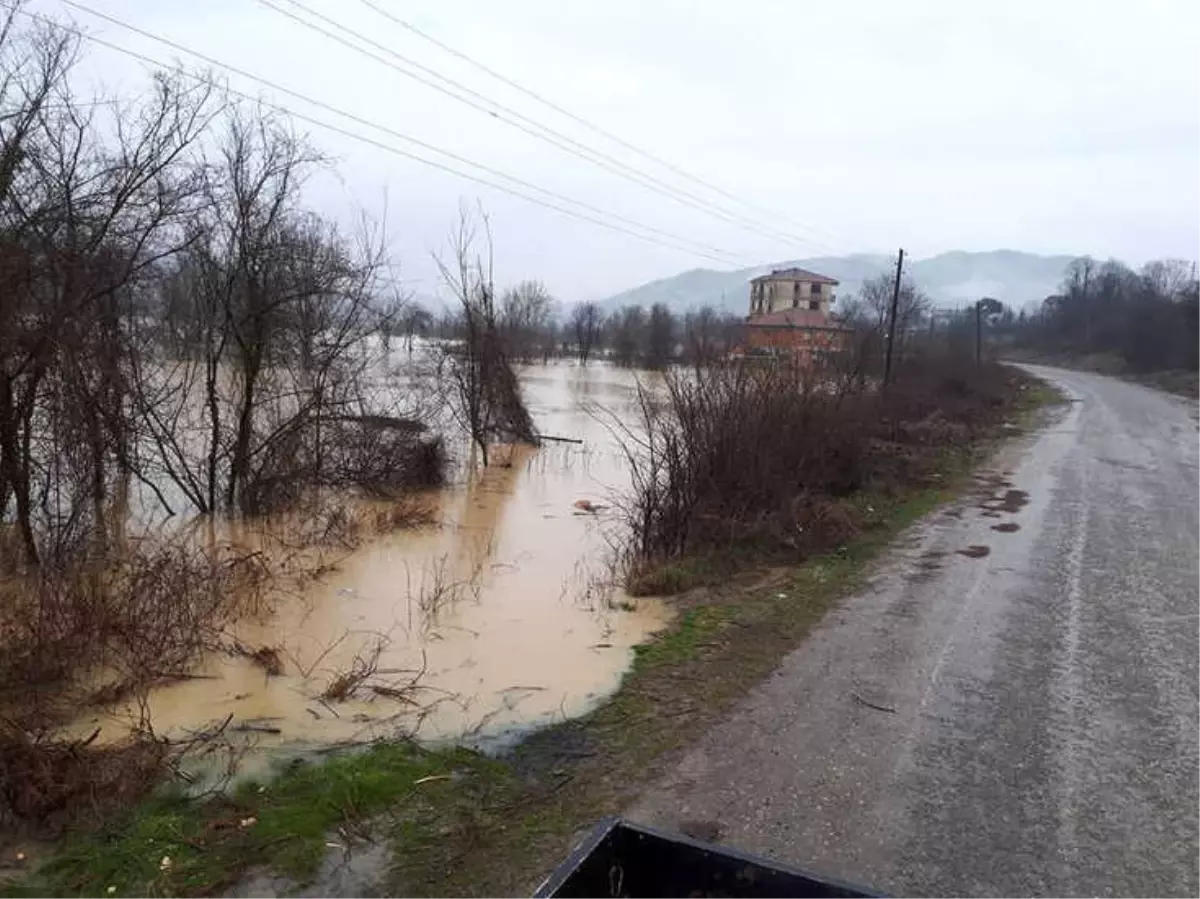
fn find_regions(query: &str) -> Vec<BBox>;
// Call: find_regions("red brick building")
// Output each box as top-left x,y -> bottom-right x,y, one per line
742,268 -> 852,363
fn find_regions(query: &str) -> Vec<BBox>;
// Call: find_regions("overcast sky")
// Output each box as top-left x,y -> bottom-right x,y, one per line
38,0 -> 1200,303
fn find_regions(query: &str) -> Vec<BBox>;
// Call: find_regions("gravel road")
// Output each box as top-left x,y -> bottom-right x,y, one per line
628,366 -> 1199,897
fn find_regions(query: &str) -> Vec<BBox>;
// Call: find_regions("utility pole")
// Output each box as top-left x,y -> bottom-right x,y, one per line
975,299 -> 983,366
883,248 -> 904,387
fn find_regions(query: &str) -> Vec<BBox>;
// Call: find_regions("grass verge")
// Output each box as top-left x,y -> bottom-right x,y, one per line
1005,350 -> 1199,399
9,373 -> 1064,898
6,743 -> 509,897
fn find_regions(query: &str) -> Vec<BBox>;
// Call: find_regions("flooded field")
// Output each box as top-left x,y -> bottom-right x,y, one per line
67,362 -> 671,771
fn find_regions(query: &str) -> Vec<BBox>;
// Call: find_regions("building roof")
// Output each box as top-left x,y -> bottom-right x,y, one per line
750,267 -> 839,285
745,309 -> 852,330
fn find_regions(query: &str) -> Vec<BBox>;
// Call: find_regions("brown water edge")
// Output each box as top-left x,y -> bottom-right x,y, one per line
62,363 -> 672,782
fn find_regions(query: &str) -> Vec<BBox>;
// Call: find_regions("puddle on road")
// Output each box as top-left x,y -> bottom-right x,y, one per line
978,488 -> 1030,514
67,364 -> 672,774
956,545 -> 992,559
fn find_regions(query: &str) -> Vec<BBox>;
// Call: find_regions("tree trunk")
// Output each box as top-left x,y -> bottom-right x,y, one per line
0,373 -> 39,567
228,361 -> 259,512
204,350 -> 220,515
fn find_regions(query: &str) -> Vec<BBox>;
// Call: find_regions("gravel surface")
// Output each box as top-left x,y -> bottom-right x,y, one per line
629,365 -> 1199,897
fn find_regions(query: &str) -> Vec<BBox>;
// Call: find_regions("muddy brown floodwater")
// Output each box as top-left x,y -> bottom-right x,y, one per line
67,363 -> 671,779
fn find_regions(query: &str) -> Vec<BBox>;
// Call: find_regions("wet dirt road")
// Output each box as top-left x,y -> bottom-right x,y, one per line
629,366 -> 1199,897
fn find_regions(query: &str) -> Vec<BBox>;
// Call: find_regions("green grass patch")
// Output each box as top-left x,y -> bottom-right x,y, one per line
14,743 -> 506,897
1012,379 -> 1069,421
632,605 -> 732,668
627,552 -> 743,597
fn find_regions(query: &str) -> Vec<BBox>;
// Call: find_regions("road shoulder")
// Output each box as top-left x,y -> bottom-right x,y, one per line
624,422 -> 1060,893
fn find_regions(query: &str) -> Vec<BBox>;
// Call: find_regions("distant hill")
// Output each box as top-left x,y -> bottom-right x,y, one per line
598,250 -> 1078,315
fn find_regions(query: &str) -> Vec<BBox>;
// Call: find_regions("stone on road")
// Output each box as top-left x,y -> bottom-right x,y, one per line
628,366 -> 1199,897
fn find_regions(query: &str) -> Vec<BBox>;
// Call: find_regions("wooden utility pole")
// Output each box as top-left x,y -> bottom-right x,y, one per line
883,248 -> 905,386
975,300 -> 983,366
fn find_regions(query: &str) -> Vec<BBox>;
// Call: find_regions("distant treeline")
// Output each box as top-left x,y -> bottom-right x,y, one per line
404,255 -> 1199,376
1002,257 -> 1199,373
413,298 -> 744,369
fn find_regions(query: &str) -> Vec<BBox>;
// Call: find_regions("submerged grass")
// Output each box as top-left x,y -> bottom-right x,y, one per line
9,372 -> 1065,898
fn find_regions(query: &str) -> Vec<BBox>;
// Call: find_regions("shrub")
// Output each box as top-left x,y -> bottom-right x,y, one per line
619,356 -> 1021,580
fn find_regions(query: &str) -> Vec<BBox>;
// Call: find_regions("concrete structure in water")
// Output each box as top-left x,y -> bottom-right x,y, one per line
743,268 -> 852,362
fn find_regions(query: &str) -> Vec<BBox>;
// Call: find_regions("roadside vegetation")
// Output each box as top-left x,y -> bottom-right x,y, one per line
995,257 -> 1198,396
617,352 -> 1027,596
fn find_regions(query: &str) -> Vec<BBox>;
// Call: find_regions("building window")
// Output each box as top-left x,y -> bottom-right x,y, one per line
809,298 -> 820,311
811,283 -> 822,295
792,282 -> 800,308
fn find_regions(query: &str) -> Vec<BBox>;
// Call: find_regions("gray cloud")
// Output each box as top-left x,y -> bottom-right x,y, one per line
45,0 -> 1200,302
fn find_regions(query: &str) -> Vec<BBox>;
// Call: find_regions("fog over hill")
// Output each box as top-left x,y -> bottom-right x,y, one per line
597,250 -> 1080,315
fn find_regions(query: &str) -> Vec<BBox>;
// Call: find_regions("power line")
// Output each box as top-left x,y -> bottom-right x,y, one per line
355,0 -> 860,254
47,1 -> 753,265
254,0 -> 843,255
260,0 -> 826,252
21,4 -> 751,266
56,0 -> 746,263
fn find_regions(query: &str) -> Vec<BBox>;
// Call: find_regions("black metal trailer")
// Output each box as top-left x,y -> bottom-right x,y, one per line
534,817 -> 881,898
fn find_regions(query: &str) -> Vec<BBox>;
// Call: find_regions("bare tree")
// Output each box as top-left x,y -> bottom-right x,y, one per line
128,107 -> 432,516
1015,255 -> 1198,373
606,305 -> 645,367
570,301 -> 602,365
0,14 -> 220,565
0,10 -> 455,756
683,305 -> 734,367
1140,259 -> 1194,300
834,295 -> 867,327
396,300 -> 433,353
856,265 -> 931,367
435,206 -> 536,466
645,302 -> 677,369
499,279 -> 555,363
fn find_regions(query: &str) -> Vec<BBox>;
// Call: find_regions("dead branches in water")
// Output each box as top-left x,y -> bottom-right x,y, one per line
320,637 -> 429,709
0,722 -> 168,832
320,638 -> 386,702
0,539 -> 273,706
229,642 -> 284,677
403,553 -> 485,634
